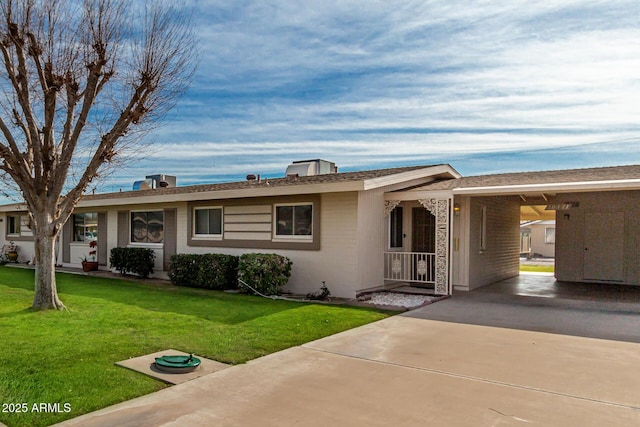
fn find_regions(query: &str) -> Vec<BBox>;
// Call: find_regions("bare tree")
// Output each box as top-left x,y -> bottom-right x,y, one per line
0,0 -> 197,309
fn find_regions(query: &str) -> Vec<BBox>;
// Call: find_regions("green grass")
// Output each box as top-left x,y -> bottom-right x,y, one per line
519,264 -> 555,273
0,267 -> 391,427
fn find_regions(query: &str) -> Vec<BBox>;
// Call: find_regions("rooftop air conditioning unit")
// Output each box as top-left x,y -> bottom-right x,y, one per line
146,174 -> 176,188
285,159 -> 337,177
132,174 -> 177,190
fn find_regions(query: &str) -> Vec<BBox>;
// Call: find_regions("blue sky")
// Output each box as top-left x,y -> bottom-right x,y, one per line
105,0 -> 640,191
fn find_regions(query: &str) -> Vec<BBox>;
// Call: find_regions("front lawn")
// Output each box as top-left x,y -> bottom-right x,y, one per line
0,267 -> 391,427
519,264 -> 555,273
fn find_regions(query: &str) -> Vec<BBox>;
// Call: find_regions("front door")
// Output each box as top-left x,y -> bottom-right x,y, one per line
412,208 -> 435,252
412,208 -> 436,282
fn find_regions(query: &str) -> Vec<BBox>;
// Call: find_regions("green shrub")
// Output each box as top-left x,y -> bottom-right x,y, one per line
109,247 -> 156,279
238,253 -> 292,296
167,254 -> 199,288
169,254 -> 238,290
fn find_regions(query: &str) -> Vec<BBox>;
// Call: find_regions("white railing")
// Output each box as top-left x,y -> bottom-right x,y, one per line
384,252 -> 436,284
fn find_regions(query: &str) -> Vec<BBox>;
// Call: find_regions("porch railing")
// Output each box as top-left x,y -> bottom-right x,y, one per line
384,252 -> 436,284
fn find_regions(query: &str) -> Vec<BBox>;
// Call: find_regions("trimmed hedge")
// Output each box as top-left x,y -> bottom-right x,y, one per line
168,254 -> 238,290
109,247 -> 155,279
238,253 -> 292,296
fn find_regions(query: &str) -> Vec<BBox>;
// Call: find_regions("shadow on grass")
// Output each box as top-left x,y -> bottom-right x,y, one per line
0,307 -> 34,319
0,266 -> 301,325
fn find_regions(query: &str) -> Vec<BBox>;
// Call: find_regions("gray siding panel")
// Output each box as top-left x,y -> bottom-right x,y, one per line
117,211 -> 128,247
186,195 -> 321,250
62,219 -> 72,264
98,212 -> 107,265
163,208 -> 177,271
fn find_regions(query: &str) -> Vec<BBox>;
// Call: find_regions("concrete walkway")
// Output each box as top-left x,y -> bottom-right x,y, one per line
55,304 -> 640,426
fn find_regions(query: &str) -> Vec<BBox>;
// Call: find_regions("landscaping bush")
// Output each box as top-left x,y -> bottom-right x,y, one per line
238,253 -> 292,296
168,254 -> 199,288
109,247 -> 155,279
169,254 -> 238,290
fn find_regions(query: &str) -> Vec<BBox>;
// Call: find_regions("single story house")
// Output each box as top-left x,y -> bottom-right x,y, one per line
520,220 -> 556,258
2,160 -> 640,298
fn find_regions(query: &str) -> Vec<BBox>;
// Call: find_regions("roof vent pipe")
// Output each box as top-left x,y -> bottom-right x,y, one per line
246,174 -> 261,183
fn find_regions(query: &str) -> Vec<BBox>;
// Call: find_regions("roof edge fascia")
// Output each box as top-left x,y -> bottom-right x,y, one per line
364,164 -> 460,190
452,178 -> 640,195
75,181 -> 367,208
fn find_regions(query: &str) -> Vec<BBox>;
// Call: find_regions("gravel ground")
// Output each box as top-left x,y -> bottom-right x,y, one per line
364,292 -> 435,308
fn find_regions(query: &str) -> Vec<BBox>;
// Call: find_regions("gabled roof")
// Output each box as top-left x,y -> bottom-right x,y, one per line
414,164 -> 640,195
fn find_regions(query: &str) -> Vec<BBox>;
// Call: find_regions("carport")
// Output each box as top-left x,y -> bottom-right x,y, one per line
408,272 -> 640,343
410,164 -> 640,296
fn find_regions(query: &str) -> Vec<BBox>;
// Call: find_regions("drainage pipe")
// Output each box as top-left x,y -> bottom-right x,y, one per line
237,278 -> 321,303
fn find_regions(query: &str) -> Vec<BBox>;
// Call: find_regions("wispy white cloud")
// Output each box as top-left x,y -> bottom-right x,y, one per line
112,0 -> 640,189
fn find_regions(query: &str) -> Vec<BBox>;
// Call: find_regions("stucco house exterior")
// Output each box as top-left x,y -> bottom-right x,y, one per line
2,161 -> 640,298
520,220 -> 555,258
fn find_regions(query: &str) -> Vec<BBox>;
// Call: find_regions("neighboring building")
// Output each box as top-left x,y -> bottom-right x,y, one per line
520,220 -> 555,258
2,161 -> 640,297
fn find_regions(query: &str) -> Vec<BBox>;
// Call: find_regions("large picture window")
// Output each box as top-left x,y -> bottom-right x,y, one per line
194,207 -> 222,236
131,211 -> 164,243
275,203 -> 312,237
73,213 -> 98,242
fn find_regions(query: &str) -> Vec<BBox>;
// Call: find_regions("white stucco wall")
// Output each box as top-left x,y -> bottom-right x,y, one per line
175,192 -> 360,298
355,188 -> 386,293
527,222 -> 556,258
0,212 -> 36,264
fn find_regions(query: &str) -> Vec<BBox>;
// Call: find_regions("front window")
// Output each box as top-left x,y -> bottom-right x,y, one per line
194,207 -> 223,236
275,203 -> 312,237
131,211 -> 164,243
73,213 -> 98,242
7,215 -> 21,235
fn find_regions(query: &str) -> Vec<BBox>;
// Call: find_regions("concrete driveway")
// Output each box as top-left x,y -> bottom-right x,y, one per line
56,294 -> 640,427
407,289 -> 640,343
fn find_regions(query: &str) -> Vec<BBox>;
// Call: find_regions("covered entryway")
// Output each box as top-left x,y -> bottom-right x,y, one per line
383,197 -> 452,295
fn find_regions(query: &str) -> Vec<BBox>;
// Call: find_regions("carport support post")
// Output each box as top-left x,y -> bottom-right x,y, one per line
418,197 -> 452,295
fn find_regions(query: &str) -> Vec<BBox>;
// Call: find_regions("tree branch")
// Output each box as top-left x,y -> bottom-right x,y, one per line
7,17 -> 43,181
60,81 -> 153,217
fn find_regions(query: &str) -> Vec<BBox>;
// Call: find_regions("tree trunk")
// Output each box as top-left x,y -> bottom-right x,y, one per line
32,231 -> 65,310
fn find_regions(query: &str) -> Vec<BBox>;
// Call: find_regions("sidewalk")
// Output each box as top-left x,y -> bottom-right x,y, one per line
55,309 -> 640,426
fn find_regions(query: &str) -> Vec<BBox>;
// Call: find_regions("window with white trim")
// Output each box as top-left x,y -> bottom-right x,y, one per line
275,203 -> 313,238
194,207 -> 223,237
131,211 -> 164,243
544,227 -> 556,244
7,215 -> 21,235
